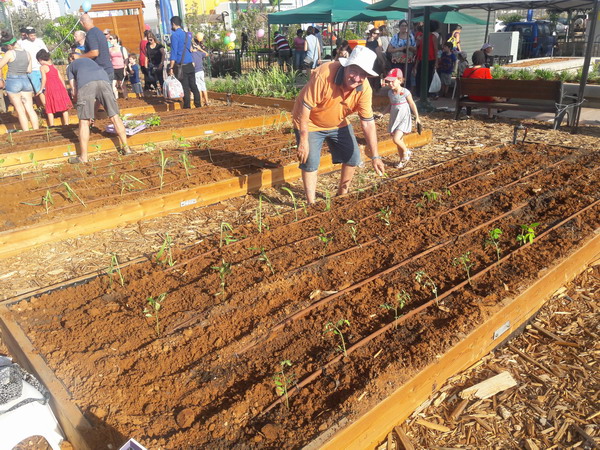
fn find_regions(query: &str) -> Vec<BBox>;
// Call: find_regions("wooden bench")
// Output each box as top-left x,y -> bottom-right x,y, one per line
455,78 -> 570,129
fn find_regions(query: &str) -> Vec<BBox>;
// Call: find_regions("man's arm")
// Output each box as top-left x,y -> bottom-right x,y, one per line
69,79 -> 77,102
79,49 -> 99,59
295,104 -> 311,164
360,118 -> 385,176
169,31 -> 180,72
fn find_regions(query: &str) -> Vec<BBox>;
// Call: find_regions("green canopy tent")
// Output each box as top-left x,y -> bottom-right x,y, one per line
267,0 -> 407,24
410,10 -> 488,24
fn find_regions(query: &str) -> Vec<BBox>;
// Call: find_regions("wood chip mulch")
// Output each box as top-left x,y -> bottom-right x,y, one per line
380,263 -> 600,450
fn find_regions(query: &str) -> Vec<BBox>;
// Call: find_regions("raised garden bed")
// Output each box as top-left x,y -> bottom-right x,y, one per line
1,142 -> 598,448
0,119 -> 432,259
0,106 -> 285,167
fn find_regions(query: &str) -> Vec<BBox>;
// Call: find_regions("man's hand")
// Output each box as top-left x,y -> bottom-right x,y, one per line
297,139 -> 309,164
372,157 -> 385,177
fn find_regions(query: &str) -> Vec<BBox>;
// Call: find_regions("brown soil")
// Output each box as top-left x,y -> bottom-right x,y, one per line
384,263 -> 600,449
6,142 -> 599,448
0,105 -> 273,154
0,119 -> 397,233
505,57 -> 579,68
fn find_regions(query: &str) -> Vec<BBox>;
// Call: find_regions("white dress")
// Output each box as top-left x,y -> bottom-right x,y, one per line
388,88 -> 413,134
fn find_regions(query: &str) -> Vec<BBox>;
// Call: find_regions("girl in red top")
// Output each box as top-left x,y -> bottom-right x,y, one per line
37,49 -> 72,126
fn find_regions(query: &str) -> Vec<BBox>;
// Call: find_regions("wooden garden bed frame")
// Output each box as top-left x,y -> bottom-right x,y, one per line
0,131 -> 432,260
0,112 -> 290,167
0,226 -> 597,449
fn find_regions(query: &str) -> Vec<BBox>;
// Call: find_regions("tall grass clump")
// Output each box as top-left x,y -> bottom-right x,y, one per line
208,67 -> 300,100
533,68 -> 555,80
491,65 -> 509,79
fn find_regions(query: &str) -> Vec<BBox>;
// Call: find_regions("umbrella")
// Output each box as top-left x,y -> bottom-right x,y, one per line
366,0 -> 410,11
410,10 -> 489,24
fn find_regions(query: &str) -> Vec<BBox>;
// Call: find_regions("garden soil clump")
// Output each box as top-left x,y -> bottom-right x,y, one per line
6,142 -> 600,448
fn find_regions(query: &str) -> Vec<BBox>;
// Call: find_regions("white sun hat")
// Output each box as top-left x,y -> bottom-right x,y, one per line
339,46 -> 378,77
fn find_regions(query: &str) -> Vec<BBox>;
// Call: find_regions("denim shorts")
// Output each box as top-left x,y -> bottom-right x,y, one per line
295,124 -> 361,172
5,75 -> 33,94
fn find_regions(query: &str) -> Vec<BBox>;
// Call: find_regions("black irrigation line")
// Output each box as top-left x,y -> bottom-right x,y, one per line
258,196 -> 600,417
168,157 -> 569,280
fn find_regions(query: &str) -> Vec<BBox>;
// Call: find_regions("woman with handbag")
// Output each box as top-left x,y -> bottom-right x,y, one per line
108,35 -> 128,99
303,26 -> 320,77
0,32 -> 39,131
387,20 -> 416,92
145,32 -> 166,96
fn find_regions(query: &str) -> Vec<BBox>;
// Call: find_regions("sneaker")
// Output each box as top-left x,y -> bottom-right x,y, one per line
395,160 -> 406,169
402,149 -> 413,163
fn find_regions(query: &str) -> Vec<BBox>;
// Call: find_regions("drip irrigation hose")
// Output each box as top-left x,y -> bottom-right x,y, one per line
258,197 -> 600,417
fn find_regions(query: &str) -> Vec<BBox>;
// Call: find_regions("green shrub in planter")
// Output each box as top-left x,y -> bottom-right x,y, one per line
513,68 -> 535,80
491,65 -> 509,79
533,69 -> 555,80
555,70 -> 571,82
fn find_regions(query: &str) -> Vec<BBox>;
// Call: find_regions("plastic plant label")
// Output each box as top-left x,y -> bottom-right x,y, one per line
119,438 -> 148,450
204,130 -> 214,134
180,199 -> 197,208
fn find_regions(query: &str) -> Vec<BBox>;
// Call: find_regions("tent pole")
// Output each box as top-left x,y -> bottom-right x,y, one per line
484,8 -> 491,42
330,22 -> 333,59
416,6 -> 435,113
404,8 -> 411,93
573,0 -> 599,132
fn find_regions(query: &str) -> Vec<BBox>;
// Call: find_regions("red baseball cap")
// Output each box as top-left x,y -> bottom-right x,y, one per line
384,68 -> 404,81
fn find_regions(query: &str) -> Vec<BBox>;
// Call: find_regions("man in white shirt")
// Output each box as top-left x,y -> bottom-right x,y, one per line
20,27 -> 48,104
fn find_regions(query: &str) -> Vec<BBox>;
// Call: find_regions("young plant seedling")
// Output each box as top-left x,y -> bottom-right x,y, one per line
211,259 -> 232,297
106,253 -> 125,288
29,152 -> 38,170
273,360 -> 294,410
517,222 -> 539,246
62,182 -> 86,207
145,115 -> 162,126
318,227 -> 332,251
485,228 -> 503,262
158,149 -> 169,190
346,219 -> 359,246
179,150 -> 194,178
453,251 -> 475,286
155,233 -> 176,266
172,133 -> 191,148
416,188 -> 450,209
256,194 -> 264,233
42,190 -> 54,214
378,206 -> 392,227
144,142 -> 157,152
324,189 -> 331,212
380,290 -> 410,329
415,270 -> 438,303
323,319 -> 351,357
281,186 -> 298,221
253,247 -> 275,275
119,174 -> 146,195
144,292 -> 167,337
219,221 -> 237,248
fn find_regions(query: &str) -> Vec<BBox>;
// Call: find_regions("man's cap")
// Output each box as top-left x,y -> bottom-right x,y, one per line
19,27 -> 28,34
481,43 -> 493,50
339,46 -> 378,77
26,27 -> 36,34
384,67 -> 403,81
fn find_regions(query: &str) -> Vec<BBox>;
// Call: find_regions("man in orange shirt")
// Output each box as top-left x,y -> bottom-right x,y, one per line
293,46 -> 385,205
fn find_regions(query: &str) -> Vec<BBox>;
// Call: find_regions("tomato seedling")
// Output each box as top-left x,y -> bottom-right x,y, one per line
378,206 -> 392,226
145,292 -> 167,337
485,228 -> 503,261
346,219 -> 359,246
517,222 -> 539,246
381,290 -> 410,329
453,251 -> 475,286
415,270 -> 438,303
273,360 -> 294,410
211,259 -> 232,297
324,319 -> 351,357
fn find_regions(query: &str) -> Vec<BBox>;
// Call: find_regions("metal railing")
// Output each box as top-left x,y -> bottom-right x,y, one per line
206,49 -> 301,78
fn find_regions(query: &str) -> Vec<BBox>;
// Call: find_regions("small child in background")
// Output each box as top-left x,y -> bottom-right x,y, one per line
438,42 -> 456,97
457,51 -> 469,78
127,54 -> 143,98
382,68 -> 420,169
36,49 -> 72,126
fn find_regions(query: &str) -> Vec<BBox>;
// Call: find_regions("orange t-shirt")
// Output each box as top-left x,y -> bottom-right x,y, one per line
462,67 -> 494,102
292,61 -> 374,132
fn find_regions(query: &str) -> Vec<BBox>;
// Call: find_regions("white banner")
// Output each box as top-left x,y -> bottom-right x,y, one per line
408,0 -> 597,9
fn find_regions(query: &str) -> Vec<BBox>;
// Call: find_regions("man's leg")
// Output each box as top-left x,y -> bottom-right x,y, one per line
109,114 -> 131,151
187,64 -> 201,108
78,119 -> 90,162
180,67 -> 191,108
338,164 -> 357,196
302,170 -> 318,205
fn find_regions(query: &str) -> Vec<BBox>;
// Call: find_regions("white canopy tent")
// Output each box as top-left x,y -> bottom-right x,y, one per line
406,0 -> 599,129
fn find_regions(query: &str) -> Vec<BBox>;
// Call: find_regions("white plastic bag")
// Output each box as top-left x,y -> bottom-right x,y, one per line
429,70 -> 441,93
163,75 -> 184,99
